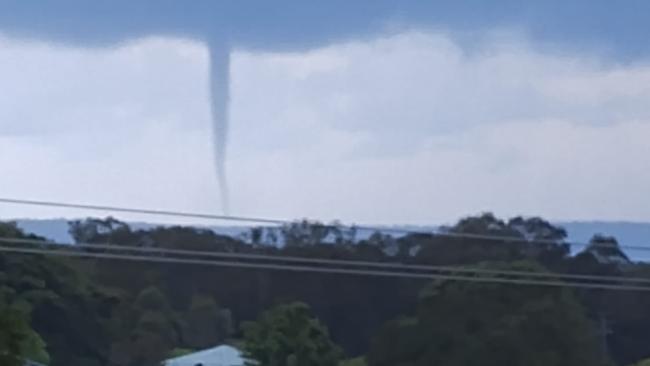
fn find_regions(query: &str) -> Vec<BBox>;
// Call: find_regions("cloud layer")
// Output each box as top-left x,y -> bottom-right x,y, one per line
1,32 -> 649,225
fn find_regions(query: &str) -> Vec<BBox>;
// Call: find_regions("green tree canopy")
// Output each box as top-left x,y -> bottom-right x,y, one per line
630,359 -> 650,366
368,262 -> 608,366
242,302 -> 343,366
340,357 -> 367,366
181,294 -> 233,349
0,303 -> 49,366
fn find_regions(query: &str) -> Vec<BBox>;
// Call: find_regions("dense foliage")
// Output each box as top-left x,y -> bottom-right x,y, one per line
0,303 -> 48,366
242,302 -> 342,366
0,213 -> 649,365
368,262 -> 606,366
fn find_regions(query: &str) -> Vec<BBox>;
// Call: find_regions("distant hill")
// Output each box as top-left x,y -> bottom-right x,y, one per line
558,221 -> 650,260
10,218 -> 650,260
13,219 -> 251,244
15,218 -> 74,243
558,221 -> 650,246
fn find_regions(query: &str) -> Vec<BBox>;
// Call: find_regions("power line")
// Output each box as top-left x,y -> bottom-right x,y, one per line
0,197 -> 285,225
1,244 -> 649,291
0,197 -> 648,252
2,236 -> 649,285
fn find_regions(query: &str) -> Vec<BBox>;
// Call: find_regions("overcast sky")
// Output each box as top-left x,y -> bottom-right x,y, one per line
1,20 -> 650,225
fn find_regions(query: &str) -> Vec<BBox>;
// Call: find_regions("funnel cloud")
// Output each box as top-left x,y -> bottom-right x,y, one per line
2,0 -> 650,213
208,37 -> 231,213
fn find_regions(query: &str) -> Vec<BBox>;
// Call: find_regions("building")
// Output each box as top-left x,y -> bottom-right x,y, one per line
163,345 -> 248,366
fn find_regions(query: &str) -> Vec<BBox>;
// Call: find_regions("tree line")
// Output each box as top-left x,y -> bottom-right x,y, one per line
1,213 -> 650,365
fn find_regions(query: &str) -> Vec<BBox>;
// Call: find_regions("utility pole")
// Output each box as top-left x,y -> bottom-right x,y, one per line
598,313 -> 612,360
